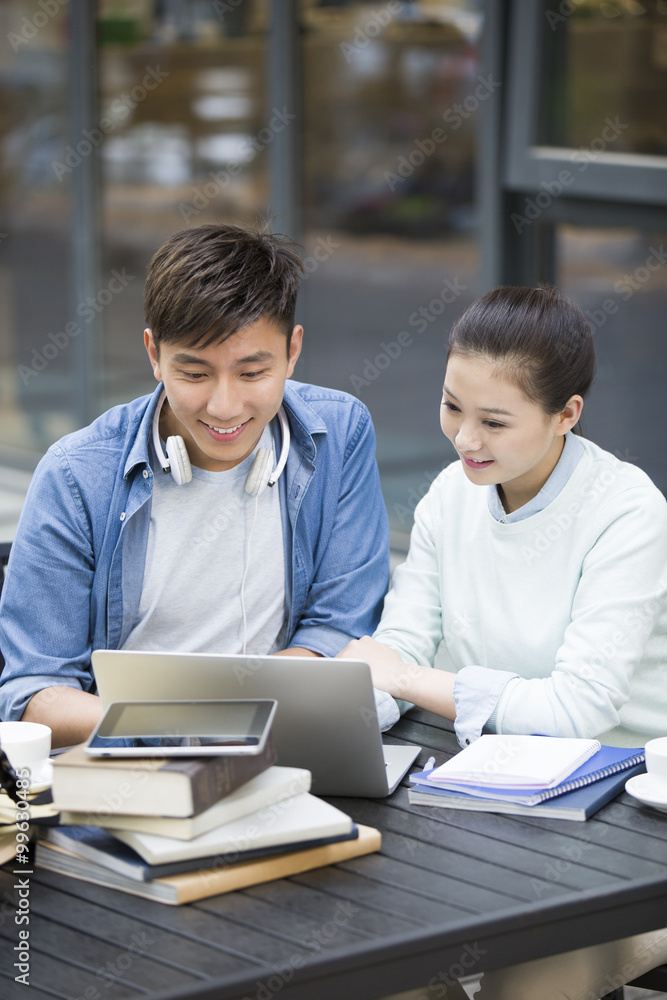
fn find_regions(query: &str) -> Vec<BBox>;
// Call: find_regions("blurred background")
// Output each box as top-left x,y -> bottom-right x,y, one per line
0,0 -> 666,549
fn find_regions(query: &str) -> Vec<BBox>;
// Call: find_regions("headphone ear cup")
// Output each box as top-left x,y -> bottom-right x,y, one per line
245,447 -> 272,497
166,435 -> 192,485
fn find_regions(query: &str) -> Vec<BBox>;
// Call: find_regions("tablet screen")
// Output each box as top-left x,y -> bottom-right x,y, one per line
86,699 -> 276,755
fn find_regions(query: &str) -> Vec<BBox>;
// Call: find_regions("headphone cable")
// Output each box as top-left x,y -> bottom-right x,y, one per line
240,492 -> 260,655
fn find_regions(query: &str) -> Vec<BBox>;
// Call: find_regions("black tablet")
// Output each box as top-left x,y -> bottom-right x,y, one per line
85,699 -> 277,756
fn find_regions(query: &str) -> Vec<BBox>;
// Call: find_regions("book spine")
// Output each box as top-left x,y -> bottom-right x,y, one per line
179,739 -> 278,815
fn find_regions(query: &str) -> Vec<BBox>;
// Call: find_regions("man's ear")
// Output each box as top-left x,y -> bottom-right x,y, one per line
555,394 -> 584,435
286,325 -> 303,378
144,329 -> 162,381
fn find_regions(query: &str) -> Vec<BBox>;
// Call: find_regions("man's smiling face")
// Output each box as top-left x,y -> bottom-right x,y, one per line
145,317 -> 302,472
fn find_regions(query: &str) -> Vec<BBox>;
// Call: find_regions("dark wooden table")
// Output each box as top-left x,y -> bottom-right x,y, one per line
2,709 -> 666,1000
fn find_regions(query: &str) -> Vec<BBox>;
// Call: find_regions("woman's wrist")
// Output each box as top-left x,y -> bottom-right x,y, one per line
398,665 -> 457,719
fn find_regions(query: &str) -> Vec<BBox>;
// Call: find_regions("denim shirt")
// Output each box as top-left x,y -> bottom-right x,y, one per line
0,380 -> 390,721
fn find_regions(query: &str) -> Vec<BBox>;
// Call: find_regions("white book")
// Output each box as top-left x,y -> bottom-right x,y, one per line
108,791 -> 354,865
59,765 -> 311,840
427,735 -> 601,790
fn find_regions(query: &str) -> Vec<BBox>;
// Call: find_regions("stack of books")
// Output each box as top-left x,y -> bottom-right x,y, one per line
408,735 -> 646,821
35,744 -> 380,904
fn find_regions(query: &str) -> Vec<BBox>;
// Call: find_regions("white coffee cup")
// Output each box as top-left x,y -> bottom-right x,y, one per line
0,721 -> 51,775
644,736 -> 667,787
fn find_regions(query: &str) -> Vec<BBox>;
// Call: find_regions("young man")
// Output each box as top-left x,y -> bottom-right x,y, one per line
0,225 -> 390,746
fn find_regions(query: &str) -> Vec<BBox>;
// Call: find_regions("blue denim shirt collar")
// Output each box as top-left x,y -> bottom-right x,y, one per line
123,385 -> 162,479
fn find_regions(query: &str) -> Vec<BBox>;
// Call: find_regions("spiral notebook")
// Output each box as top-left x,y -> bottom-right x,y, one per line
411,743 -> 645,807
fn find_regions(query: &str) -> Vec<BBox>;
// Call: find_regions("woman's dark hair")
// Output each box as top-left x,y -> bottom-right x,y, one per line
145,224 -> 305,354
447,285 -> 595,428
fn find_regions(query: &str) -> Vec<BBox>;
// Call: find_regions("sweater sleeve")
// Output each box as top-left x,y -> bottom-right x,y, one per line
493,485 -> 667,739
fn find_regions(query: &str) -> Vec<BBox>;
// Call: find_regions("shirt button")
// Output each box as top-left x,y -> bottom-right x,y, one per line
120,512 -> 126,521
465,739 -> 470,745
143,469 -> 149,479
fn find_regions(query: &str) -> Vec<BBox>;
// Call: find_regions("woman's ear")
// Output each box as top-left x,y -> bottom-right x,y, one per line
555,394 -> 584,435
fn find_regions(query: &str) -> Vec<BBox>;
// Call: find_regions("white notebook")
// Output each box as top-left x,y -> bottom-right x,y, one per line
427,735 -> 601,790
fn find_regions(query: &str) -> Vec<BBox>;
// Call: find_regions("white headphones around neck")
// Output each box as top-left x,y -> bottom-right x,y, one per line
151,389 -> 290,496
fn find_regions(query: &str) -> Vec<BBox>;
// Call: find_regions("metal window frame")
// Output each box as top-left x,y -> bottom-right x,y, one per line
504,0 -> 667,206
478,0 -> 667,289
70,1 -> 102,428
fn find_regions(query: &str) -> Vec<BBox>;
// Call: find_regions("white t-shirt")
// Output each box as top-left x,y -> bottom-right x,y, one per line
122,425 -> 286,655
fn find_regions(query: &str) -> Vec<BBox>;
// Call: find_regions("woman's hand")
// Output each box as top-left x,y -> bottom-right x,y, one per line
338,636 -> 457,719
338,636 -> 425,700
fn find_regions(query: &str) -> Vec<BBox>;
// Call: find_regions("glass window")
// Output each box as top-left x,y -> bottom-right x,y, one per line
557,223 -> 667,493
0,1 -> 72,464
542,0 -> 667,156
298,0 -> 483,534
97,0 -> 269,409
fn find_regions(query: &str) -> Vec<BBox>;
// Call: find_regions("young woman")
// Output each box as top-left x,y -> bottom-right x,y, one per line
340,284 -> 667,999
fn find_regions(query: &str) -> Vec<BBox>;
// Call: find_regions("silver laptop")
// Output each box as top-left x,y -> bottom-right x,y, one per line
91,650 -> 421,797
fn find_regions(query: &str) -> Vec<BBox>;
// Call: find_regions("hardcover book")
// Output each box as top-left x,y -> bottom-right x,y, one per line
58,765 -> 311,840
51,739 -> 276,818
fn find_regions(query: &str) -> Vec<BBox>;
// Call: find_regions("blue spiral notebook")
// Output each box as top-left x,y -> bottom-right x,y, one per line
408,745 -> 646,821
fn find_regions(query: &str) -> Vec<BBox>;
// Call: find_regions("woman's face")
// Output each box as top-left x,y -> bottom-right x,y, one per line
440,353 -> 568,512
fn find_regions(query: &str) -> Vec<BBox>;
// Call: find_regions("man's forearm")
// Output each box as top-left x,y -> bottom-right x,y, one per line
21,687 -> 103,748
274,647 -> 323,658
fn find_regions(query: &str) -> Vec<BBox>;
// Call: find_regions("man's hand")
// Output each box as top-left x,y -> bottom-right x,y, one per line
338,636 -> 457,719
22,687 -> 103,748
